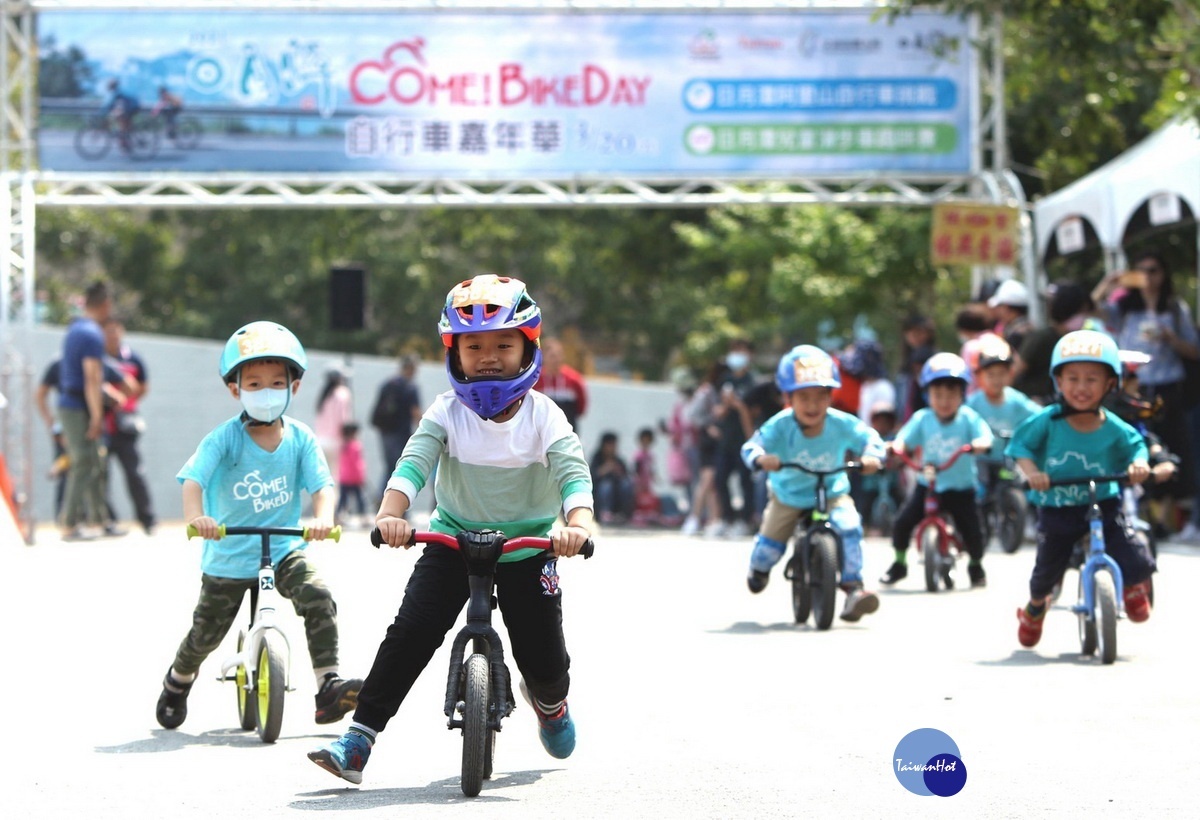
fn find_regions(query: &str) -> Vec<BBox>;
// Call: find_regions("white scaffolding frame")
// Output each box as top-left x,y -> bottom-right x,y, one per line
2,0 -> 1029,542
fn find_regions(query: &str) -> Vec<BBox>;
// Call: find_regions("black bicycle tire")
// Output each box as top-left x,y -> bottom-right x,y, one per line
920,526 -> 941,592
1095,570 -> 1118,665
74,122 -> 111,160
809,531 -> 839,630
1077,572 -> 1097,656
460,653 -> 489,797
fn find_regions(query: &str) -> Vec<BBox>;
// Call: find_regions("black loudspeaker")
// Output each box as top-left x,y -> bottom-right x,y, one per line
329,266 -> 366,331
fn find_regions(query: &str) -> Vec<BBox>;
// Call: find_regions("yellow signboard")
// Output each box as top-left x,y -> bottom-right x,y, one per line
931,203 -> 1020,266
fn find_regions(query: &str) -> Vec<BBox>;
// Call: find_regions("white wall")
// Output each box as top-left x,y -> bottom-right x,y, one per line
20,326 -> 677,525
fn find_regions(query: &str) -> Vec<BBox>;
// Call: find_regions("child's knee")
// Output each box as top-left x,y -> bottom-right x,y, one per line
750,535 -> 787,571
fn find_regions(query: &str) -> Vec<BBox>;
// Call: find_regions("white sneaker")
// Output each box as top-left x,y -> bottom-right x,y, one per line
681,516 -> 700,536
726,520 -> 751,537
1174,523 -> 1200,544
703,521 -> 726,538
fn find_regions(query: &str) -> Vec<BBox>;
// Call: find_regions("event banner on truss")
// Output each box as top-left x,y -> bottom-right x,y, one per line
36,9 -> 977,177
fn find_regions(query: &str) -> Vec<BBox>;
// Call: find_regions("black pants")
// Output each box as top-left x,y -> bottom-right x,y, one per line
892,485 -> 984,562
106,431 -> 156,529
353,544 -> 570,733
1029,500 -> 1156,600
715,442 -> 755,525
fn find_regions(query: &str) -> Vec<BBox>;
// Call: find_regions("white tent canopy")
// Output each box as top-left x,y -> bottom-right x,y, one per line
1033,117 -> 1200,271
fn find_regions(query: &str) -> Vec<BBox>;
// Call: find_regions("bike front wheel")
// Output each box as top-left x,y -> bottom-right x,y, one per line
919,526 -> 942,592
1077,573 -> 1098,657
808,532 -> 839,630
997,488 -> 1028,554
255,632 -> 286,743
460,653 -> 490,797
74,122 -> 111,160
1095,570 -> 1118,665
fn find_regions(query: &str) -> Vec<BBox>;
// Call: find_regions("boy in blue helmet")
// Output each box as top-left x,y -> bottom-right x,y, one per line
157,321 -> 363,730
881,352 -> 994,588
740,345 -> 885,622
1010,330 -> 1154,648
309,275 -> 594,785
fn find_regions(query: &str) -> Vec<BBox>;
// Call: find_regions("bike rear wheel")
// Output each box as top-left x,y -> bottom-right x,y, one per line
173,117 -> 202,149
255,632 -> 286,743
461,653 -> 490,797
808,532 -> 838,630
920,526 -> 942,592
235,631 -> 256,730
997,488 -> 1028,554
128,120 -> 159,159
786,547 -> 810,624
1095,570 -> 1118,665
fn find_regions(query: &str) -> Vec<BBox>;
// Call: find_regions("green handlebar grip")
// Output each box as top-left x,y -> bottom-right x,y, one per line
301,525 -> 342,543
186,523 -> 226,539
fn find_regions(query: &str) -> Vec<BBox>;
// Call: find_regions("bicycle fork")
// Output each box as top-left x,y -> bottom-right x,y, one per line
1074,511 -> 1126,619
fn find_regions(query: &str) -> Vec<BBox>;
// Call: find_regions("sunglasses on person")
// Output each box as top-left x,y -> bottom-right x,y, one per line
1134,264 -> 1163,274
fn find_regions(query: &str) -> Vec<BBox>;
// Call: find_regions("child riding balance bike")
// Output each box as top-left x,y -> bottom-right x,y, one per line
1010,330 -> 1156,649
740,345 -> 884,623
881,353 -> 993,589
309,274 -> 594,788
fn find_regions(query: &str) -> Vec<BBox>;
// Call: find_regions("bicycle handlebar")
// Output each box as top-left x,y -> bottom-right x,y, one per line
370,527 -> 594,559
1045,474 -> 1138,487
775,461 -> 863,476
186,524 -> 342,543
893,443 -> 976,472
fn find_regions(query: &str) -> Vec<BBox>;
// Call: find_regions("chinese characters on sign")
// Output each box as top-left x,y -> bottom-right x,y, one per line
930,203 -> 1019,266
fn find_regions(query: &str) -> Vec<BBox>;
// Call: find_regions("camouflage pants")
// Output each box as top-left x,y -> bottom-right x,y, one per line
170,550 -> 339,676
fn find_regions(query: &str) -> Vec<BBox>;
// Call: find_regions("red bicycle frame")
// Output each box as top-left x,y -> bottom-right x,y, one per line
893,444 -> 975,559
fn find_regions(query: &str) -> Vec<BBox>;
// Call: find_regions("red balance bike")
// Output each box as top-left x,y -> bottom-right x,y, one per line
894,444 -> 976,593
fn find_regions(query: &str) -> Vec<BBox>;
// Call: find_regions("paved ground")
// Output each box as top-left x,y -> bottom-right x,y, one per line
6,523 -> 1198,819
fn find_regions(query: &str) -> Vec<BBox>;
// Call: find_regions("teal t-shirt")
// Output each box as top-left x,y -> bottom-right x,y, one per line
966,387 -> 1042,464
1006,405 -> 1147,507
740,407 -> 885,509
895,406 -> 992,491
177,415 -> 332,579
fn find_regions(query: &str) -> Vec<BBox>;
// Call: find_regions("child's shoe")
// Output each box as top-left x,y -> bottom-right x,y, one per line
520,679 -> 576,759
155,669 -> 193,729
879,561 -> 907,585
308,729 -> 373,784
839,585 -> 880,622
968,563 -> 987,588
747,569 -> 769,593
1016,605 -> 1046,647
1123,580 -> 1152,623
314,674 -> 364,724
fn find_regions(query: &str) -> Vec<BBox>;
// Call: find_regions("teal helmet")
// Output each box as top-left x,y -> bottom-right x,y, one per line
219,321 -> 307,383
1050,329 -> 1120,386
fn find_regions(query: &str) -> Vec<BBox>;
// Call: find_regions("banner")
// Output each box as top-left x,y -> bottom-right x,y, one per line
37,9 -> 977,176
931,203 -> 1020,266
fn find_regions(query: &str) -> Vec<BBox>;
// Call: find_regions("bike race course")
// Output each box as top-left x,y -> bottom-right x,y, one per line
7,524 -> 1197,819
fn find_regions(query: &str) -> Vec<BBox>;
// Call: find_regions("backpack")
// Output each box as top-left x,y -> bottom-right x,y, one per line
371,378 -> 412,432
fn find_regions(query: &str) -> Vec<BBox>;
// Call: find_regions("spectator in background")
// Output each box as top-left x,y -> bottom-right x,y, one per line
103,317 -> 156,534
590,431 -> 634,525
534,336 -> 588,432
682,361 -> 725,536
712,339 -> 758,536
956,304 -> 1003,383
843,340 -> 895,425
899,314 -> 936,422
57,280 -> 122,540
315,364 -> 354,503
336,422 -> 368,528
1011,280 -> 1098,405
662,367 -> 698,510
988,279 -> 1034,352
370,354 -> 423,497
36,359 -> 71,516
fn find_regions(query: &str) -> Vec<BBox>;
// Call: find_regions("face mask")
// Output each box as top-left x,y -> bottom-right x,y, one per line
240,387 -> 291,423
726,352 -> 750,371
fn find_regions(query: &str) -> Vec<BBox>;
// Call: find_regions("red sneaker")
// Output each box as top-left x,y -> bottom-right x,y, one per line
1016,606 -> 1046,647
1123,580 -> 1152,623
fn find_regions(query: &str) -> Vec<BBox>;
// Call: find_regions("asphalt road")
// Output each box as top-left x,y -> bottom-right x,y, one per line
6,524 -> 1198,819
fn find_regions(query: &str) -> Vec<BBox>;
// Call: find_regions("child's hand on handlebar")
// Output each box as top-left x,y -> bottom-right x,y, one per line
303,519 -> 335,541
188,516 -> 221,540
756,454 -> 782,472
1152,461 -> 1178,482
549,525 -> 591,558
1128,461 -> 1151,485
859,456 -> 882,475
374,516 -> 414,548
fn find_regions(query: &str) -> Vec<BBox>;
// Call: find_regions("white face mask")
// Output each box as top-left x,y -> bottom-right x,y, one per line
726,352 -> 750,371
240,387 -> 291,423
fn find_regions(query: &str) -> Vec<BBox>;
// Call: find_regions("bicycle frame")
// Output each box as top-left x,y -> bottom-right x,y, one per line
894,444 -> 975,558
1047,477 -> 1128,617
777,460 -> 861,560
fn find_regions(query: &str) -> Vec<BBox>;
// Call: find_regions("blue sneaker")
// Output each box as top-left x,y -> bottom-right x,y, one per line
520,679 -> 575,759
308,729 -> 372,784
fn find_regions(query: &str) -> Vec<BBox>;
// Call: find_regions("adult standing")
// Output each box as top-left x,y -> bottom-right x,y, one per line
712,339 -> 758,536
1092,251 -> 1200,529
315,365 -> 355,501
370,354 -> 423,497
103,317 -> 157,534
533,336 -> 588,431
988,279 -> 1034,352
1011,281 -> 1098,405
57,280 -> 116,540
